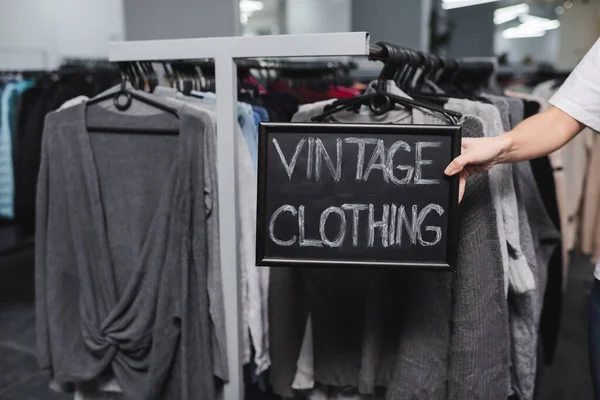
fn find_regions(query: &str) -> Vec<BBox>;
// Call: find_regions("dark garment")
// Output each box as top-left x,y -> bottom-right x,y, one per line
589,278 -> 600,399
530,155 -> 564,365
512,161 -> 560,399
254,92 -> 299,122
36,102 -> 214,400
523,100 -> 541,119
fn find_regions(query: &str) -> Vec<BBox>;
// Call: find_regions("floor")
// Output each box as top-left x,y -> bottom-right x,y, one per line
538,253 -> 595,400
0,248 -> 595,399
0,248 -> 70,400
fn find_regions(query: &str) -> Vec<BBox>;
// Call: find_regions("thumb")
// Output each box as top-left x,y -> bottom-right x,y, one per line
445,154 -> 471,176
458,171 -> 467,203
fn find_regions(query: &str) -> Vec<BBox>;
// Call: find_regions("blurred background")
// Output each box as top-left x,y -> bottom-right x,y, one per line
2,0 -> 597,72
0,0 -> 598,399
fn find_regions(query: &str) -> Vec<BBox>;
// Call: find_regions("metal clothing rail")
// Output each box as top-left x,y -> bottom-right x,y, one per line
108,32 -> 371,400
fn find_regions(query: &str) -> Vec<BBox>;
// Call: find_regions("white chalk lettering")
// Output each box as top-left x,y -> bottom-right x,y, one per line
315,138 -> 342,182
415,141 -> 442,185
344,137 -> 378,181
341,203 -> 368,247
368,204 -> 390,247
306,138 -> 315,179
269,203 -> 445,249
273,138 -> 306,179
319,206 -> 347,247
417,204 -> 445,246
389,203 -> 398,245
396,205 -> 418,246
298,205 -> 323,247
386,141 -> 414,185
363,139 -> 389,182
269,205 -> 297,246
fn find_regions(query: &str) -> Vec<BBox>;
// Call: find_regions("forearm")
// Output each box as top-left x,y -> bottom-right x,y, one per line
499,106 -> 584,163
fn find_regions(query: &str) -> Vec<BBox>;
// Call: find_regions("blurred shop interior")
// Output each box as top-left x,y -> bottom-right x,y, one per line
0,0 -> 599,399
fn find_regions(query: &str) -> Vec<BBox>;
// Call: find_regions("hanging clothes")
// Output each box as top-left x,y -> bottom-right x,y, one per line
581,136 -> 600,263
269,81 -> 510,400
532,81 -> 596,256
0,79 -> 34,219
9,71 -> 119,236
444,97 -> 551,400
36,98 -> 216,400
505,89 -> 567,366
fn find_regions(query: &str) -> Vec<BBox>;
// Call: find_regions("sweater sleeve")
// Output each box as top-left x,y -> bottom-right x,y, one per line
35,114 -> 52,371
203,112 -> 229,381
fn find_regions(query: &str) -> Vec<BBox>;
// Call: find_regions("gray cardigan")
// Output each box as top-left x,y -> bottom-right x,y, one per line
36,102 -> 215,400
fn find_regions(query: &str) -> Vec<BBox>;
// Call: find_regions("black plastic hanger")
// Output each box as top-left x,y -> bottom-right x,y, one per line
85,62 -> 179,135
141,61 -> 158,92
312,42 -> 461,124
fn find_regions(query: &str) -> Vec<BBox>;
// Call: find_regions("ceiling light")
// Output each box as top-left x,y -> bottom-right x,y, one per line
240,0 -> 264,14
441,0 -> 500,10
519,15 -> 561,30
502,15 -> 561,39
239,0 -> 263,24
494,3 -> 530,25
502,28 -> 546,39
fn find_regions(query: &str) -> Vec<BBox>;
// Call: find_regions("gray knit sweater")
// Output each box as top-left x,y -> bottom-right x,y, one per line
36,101 -> 215,400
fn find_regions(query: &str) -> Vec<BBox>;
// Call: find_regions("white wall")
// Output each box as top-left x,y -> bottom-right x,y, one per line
124,0 -> 240,40
556,0 -> 600,70
285,0 -> 352,34
0,0 -> 124,69
446,3 -> 495,58
55,0 -> 125,59
352,0 -> 430,50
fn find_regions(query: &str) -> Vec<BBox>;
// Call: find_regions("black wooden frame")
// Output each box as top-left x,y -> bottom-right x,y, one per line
256,122 -> 462,271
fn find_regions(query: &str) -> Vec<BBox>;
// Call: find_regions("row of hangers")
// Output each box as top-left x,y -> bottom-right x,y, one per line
85,58 -> 355,134
85,42 -> 499,131
116,59 -> 357,97
312,41 -> 498,124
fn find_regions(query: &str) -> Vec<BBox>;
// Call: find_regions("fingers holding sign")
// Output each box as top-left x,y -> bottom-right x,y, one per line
444,137 -> 508,202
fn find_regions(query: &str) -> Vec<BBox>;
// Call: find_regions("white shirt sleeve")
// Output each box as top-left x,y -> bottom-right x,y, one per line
550,37 -> 600,132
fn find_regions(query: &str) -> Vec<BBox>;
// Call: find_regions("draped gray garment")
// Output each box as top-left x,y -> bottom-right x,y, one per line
35,102 -> 214,400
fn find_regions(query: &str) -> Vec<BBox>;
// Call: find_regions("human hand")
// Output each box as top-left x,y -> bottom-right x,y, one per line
444,135 -> 510,202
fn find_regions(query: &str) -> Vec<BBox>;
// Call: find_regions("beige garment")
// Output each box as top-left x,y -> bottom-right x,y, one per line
580,134 -> 600,263
559,127 -> 595,250
513,86 -> 595,252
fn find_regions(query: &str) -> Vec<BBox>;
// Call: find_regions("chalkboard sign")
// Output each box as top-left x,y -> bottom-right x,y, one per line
256,123 -> 462,270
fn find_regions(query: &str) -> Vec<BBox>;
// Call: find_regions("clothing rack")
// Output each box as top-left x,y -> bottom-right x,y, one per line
146,58 -> 358,93
109,32 -> 370,400
0,61 -> 121,257
106,32 -> 501,400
